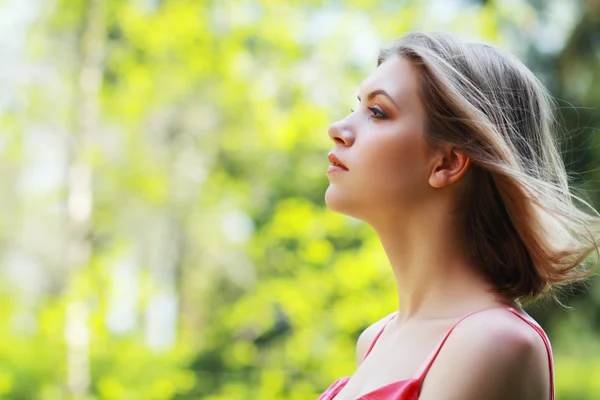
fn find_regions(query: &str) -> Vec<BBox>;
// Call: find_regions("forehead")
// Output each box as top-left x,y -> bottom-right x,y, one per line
358,55 -> 421,105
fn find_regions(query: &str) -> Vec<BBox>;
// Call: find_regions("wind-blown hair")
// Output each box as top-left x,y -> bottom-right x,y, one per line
379,31 -> 600,303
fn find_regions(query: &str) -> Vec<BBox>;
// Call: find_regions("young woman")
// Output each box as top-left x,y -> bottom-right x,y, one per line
319,31 -> 600,400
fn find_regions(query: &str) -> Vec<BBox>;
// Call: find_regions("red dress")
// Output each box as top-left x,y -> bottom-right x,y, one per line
318,307 -> 555,400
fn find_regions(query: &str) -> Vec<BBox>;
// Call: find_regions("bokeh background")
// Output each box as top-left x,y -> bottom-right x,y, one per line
1,0 -> 600,399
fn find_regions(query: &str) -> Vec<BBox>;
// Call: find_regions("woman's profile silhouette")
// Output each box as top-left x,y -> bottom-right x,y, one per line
319,30 -> 600,400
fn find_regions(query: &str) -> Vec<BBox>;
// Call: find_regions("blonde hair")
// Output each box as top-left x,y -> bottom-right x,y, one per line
379,31 -> 600,303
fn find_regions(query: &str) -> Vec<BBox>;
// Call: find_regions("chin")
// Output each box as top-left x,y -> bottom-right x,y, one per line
324,186 -> 361,218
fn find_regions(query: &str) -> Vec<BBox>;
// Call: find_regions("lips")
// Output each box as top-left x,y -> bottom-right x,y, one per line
328,152 -> 348,171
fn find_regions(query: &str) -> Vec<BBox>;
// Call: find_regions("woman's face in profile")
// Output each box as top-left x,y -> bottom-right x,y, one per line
325,54 -> 433,222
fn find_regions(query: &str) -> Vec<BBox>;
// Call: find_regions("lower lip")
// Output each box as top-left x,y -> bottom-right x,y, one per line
327,165 -> 348,174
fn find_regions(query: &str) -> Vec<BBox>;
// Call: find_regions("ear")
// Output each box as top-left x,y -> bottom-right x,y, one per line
428,146 -> 471,189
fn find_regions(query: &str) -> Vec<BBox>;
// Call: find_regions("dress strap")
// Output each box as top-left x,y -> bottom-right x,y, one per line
415,306 -> 503,383
504,307 -> 555,400
362,313 -> 397,361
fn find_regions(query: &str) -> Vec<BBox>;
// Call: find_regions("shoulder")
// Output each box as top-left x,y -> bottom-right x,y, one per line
355,311 -> 396,367
448,308 -> 546,362
419,308 -> 551,400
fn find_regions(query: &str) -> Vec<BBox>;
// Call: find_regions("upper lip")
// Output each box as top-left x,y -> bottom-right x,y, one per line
328,152 -> 348,170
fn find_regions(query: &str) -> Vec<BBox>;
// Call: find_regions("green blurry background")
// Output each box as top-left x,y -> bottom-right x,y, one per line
1,0 -> 600,399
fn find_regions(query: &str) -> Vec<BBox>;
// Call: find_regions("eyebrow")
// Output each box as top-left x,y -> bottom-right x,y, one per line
357,89 -> 399,110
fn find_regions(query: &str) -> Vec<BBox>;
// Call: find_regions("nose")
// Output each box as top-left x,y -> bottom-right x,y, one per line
328,118 -> 355,146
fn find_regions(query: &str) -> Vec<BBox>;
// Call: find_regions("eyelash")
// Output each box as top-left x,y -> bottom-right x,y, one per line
350,107 -> 388,119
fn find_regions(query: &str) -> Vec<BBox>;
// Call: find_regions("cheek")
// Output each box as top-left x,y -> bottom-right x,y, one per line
362,134 -> 427,192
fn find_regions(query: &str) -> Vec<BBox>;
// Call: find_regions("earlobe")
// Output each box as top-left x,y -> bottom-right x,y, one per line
429,169 -> 449,189
428,161 -> 447,189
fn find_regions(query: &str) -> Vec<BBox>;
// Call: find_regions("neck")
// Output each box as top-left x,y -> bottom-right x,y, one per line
370,205 -> 506,324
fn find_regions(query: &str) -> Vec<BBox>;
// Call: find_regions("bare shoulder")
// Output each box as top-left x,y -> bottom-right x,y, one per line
419,308 -> 551,400
355,311 -> 396,367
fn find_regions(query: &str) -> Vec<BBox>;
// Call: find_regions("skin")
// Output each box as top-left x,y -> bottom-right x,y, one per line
324,54 -> 551,400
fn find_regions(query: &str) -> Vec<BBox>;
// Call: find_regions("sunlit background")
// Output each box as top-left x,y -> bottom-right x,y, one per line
1,0 -> 600,399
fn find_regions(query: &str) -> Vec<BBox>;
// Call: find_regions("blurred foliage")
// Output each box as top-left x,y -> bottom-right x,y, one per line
0,0 -> 599,399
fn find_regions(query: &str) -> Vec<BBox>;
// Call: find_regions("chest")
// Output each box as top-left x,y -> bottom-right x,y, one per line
334,322 -> 452,400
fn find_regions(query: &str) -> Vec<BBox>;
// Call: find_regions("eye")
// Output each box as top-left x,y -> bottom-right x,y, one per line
368,106 -> 388,119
